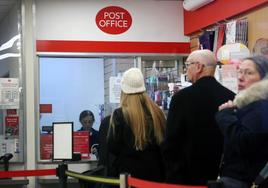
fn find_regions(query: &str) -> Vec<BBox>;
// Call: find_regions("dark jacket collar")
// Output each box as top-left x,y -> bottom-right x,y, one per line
195,76 -> 216,85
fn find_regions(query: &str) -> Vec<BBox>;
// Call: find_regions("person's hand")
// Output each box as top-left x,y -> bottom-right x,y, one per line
91,147 -> 98,155
218,100 -> 235,111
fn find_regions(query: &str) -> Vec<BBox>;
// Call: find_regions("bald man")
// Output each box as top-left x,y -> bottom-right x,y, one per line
161,49 -> 235,185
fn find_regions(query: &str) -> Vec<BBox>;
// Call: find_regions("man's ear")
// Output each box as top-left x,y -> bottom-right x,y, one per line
196,63 -> 204,73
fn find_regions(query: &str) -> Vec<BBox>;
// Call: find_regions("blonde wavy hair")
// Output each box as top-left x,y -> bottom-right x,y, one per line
112,91 -> 166,150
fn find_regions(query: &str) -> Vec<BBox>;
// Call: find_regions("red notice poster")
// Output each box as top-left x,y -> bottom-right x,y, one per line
7,109 -> 17,115
40,131 -> 90,160
73,131 -> 90,159
40,134 -> 52,160
5,116 -> 19,136
40,104 -> 52,113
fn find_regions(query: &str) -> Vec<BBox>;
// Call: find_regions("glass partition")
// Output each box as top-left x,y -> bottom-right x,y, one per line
0,0 -> 24,162
38,56 -> 135,161
37,55 -> 185,161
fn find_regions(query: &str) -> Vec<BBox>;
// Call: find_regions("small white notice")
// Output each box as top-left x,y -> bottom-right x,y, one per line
109,76 -> 122,103
221,64 -> 238,94
0,78 -> 19,109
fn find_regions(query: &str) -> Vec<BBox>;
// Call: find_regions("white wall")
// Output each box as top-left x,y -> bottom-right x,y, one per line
36,0 -> 188,42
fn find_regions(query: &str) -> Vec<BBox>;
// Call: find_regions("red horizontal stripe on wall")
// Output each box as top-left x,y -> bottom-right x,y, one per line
36,40 -> 190,54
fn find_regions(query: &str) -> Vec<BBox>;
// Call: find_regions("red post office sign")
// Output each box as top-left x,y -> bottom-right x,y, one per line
96,6 -> 132,35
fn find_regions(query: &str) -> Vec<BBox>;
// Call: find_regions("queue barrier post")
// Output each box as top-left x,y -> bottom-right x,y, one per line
120,173 -> 129,188
56,162 -> 68,188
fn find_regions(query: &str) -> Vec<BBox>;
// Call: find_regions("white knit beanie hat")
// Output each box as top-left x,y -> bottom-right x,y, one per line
121,68 -> 146,94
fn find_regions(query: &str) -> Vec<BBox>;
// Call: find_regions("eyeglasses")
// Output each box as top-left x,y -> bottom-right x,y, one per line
261,47 -> 268,55
184,61 -> 200,69
237,69 -> 259,77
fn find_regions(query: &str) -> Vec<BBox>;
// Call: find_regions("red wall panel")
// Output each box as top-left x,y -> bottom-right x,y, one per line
184,0 -> 268,35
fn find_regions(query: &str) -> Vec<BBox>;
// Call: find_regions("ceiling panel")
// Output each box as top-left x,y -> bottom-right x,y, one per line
0,0 -> 16,23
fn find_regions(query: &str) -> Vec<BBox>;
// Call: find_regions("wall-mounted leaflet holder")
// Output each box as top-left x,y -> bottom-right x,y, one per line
52,122 -> 73,161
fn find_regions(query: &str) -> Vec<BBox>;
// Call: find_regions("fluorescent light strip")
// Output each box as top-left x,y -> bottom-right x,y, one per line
0,53 -> 20,60
0,34 -> 20,52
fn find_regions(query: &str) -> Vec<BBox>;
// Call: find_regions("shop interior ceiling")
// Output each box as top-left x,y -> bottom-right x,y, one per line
0,0 -> 16,23
0,0 -> 183,23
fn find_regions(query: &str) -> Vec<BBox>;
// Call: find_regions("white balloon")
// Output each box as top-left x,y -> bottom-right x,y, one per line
217,43 -> 250,64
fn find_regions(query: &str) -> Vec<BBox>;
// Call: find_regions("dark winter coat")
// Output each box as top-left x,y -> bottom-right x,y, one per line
216,78 -> 268,187
161,76 -> 235,185
107,108 -> 165,182
98,115 -> 112,167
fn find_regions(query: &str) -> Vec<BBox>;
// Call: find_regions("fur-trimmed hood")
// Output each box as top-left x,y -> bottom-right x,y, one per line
234,76 -> 268,108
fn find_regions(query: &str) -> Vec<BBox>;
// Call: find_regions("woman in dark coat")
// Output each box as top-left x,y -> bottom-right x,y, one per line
216,56 -> 268,188
107,68 -> 166,182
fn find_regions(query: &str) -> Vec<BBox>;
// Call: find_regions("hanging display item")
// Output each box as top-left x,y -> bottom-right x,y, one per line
216,43 -> 251,94
217,43 -> 250,65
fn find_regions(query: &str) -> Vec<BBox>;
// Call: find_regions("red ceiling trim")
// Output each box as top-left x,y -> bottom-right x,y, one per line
184,0 -> 268,35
